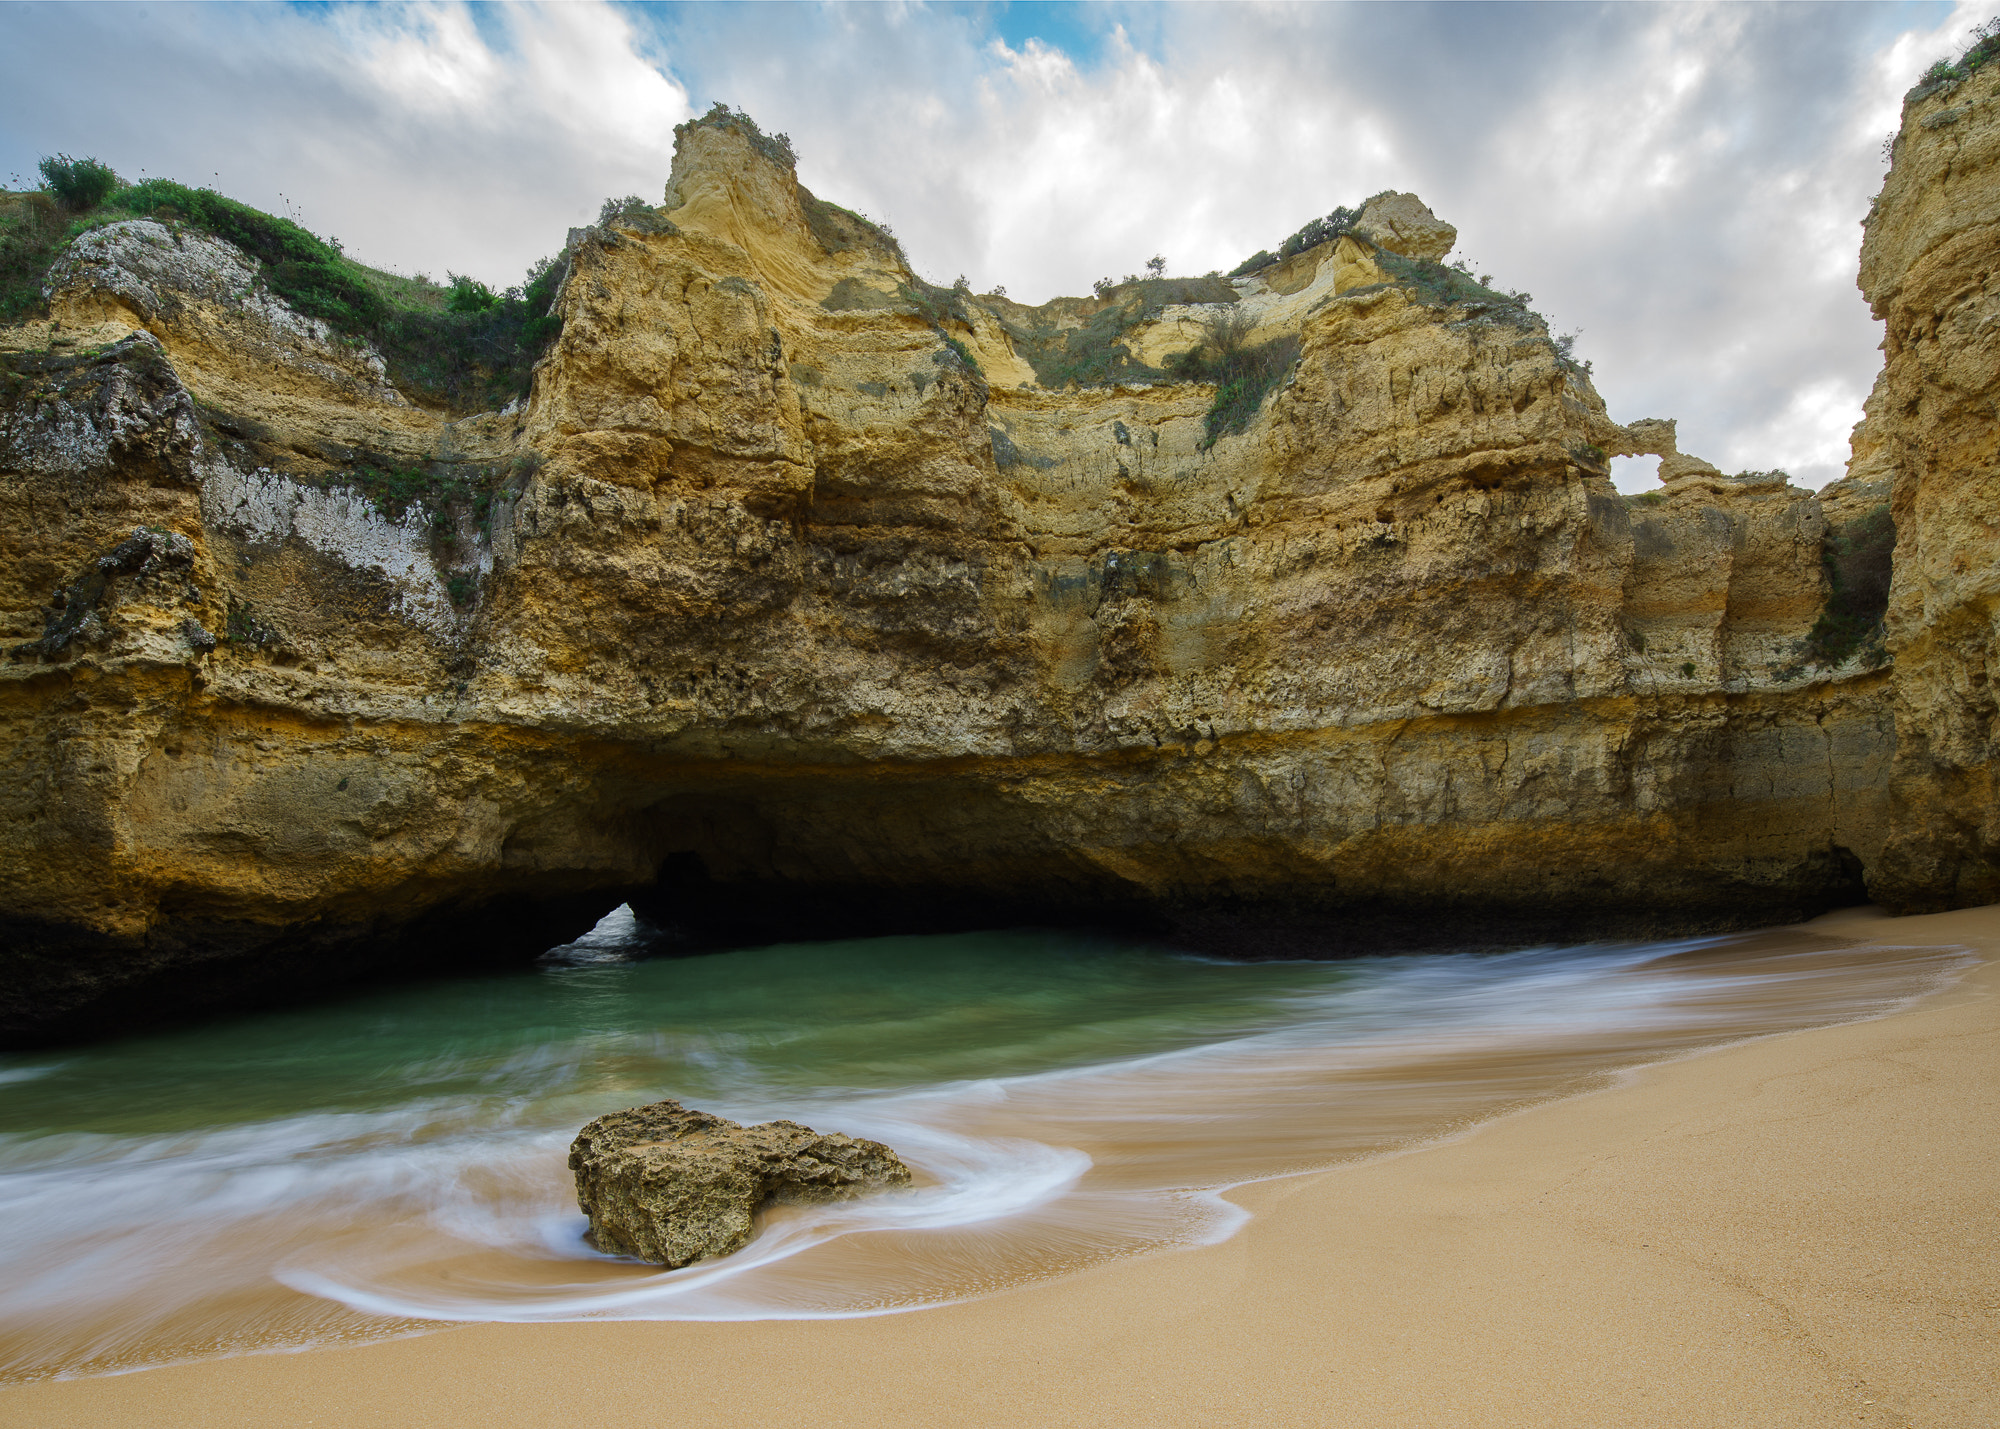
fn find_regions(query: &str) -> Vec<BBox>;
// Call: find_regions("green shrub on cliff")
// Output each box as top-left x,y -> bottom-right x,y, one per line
37,155 -> 120,212
1912,17 -> 2000,98
598,195 -> 651,225
113,180 -> 349,283
0,191 -> 65,323
1228,196 -> 1383,278
1803,503 -> 1895,668
1000,274 -> 1239,390
891,279 -> 988,380
1164,307 -> 1303,449
802,195 -> 903,261
1280,204 -> 1361,260
900,278 -> 972,329
1373,250 -> 1540,331
445,273 -> 500,313
1,167 -> 568,410
100,178 -> 566,411
1123,274 -> 1238,308
678,102 -> 797,170
1008,298 -> 1159,388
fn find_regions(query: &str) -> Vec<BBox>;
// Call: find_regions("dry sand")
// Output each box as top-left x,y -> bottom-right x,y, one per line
5,903 -> 1995,1428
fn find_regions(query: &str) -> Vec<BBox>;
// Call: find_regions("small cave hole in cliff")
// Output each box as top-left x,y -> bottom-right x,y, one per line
537,903 -> 657,966
1610,454 -> 1662,492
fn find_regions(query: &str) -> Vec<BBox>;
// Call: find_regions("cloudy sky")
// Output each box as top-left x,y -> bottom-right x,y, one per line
0,1 -> 1983,488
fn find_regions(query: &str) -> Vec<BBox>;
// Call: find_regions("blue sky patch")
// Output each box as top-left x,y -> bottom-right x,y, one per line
984,2 -> 1109,65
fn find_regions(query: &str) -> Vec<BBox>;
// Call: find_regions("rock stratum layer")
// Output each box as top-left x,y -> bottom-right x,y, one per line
568,1099 -> 911,1267
0,101 -> 1985,1044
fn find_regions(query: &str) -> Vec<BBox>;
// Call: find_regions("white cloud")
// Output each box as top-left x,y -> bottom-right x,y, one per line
1609,455 -> 1662,494
355,5 -> 503,116
1722,376 -> 1876,487
1,0 -> 691,284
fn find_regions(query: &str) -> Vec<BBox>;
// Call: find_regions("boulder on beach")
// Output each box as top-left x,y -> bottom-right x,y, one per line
567,1099 -> 912,1266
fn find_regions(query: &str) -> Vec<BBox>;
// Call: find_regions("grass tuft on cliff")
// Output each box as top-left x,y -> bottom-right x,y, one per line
1000,275 -> 1239,390
679,101 -> 797,171
1376,251 -> 1542,333
106,178 -> 565,411
1009,298 -> 1160,388
1803,503 -> 1895,668
1,165 -> 567,413
803,194 -> 904,262
1228,194 -> 1394,277
891,278 -> 990,383
0,191 -> 68,324
1910,16 -> 2000,101
1163,307 -> 1302,449
1219,196 -> 1564,365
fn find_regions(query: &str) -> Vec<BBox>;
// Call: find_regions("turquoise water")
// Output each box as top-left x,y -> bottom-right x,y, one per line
0,911 -> 1967,1381
0,923 -> 1346,1138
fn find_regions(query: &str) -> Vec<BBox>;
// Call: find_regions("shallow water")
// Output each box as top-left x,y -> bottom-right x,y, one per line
0,910 -> 1968,1382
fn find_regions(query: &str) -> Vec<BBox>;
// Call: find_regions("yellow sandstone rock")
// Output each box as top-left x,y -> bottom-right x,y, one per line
569,1099 -> 911,1267
0,103 -> 1967,1043
1851,64 -> 2000,909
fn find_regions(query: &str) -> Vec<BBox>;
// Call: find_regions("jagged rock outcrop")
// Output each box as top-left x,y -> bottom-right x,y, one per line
568,1099 -> 910,1266
1852,67 -> 2000,910
0,109 -> 1919,1043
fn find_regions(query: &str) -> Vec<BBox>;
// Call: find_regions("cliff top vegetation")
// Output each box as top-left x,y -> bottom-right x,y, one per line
678,101 -> 798,171
1227,192 -> 1416,278
1909,16 -> 2000,102
7,113 -> 1578,440
2,155 -> 569,413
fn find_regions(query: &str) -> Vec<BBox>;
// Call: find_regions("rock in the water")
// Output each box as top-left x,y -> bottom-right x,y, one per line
568,1099 -> 912,1266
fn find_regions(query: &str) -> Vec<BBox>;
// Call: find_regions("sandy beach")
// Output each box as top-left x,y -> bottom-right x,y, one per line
5,901 -> 1995,1429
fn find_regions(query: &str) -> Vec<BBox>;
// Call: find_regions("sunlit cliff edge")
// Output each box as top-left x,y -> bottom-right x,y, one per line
0,92 -> 1986,1045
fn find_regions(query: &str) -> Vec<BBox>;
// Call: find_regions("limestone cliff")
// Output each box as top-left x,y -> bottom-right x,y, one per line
0,110 -> 1904,1043
1851,67 -> 2000,910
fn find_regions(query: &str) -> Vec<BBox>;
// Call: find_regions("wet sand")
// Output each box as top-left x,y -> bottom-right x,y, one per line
7,902 -> 1996,1427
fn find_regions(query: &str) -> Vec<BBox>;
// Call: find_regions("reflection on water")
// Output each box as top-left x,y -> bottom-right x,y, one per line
0,912 -> 1969,1381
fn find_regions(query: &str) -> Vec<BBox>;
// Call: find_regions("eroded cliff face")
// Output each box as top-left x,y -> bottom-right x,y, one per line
0,114 -> 1900,1042
1854,70 -> 2000,910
